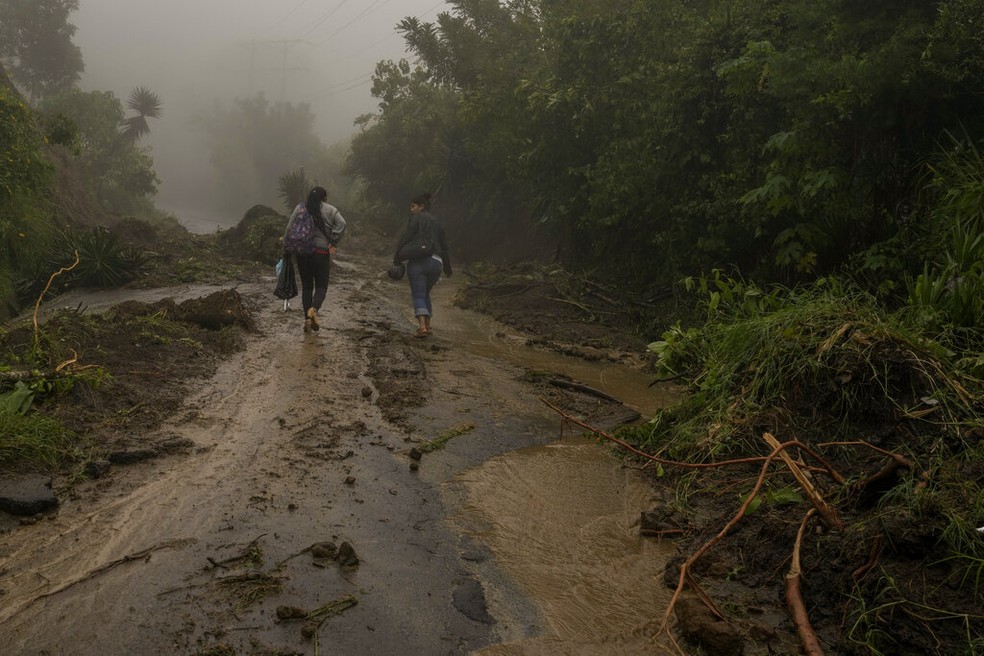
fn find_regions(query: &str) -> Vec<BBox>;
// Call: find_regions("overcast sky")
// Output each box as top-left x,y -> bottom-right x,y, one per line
71,0 -> 447,219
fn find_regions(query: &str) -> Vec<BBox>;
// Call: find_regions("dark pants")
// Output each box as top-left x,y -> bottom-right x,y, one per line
295,253 -> 331,312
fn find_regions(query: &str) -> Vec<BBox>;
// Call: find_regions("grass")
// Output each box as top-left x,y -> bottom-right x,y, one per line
0,405 -> 77,469
419,422 -> 475,453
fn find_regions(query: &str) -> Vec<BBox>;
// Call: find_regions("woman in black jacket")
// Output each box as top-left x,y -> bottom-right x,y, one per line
393,192 -> 452,337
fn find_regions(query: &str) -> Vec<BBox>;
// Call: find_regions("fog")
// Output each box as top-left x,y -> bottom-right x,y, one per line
72,0 -> 445,224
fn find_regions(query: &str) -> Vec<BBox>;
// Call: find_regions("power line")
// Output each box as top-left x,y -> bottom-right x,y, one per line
268,0 -> 311,32
312,0 -> 393,47
304,73 -> 374,102
299,0 -> 349,40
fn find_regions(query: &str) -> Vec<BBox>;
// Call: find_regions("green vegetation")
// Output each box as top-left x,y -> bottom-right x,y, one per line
0,402 -> 77,469
0,0 -> 83,103
39,88 -> 161,215
348,0 -> 984,291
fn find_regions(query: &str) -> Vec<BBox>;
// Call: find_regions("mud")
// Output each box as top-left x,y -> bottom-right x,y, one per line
0,250 -> 674,655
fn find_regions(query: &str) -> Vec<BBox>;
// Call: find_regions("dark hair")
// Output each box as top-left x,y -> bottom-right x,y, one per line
306,186 -> 328,217
411,192 -> 432,210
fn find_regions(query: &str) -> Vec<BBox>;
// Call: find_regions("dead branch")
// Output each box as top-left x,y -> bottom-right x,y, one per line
542,397 -> 765,470
548,377 -> 625,404
786,509 -> 825,656
819,440 -> 914,470
33,250 -> 80,346
542,398 -> 843,484
852,536 -> 883,581
654,440 -> 826,646
206,533 -> 267,570
28,538 -> 195,607
307,595 -> 359,655
764,432 -> 843,531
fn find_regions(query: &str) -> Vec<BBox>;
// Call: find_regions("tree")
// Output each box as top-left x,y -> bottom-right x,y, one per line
0,0 -> 84,103
120,87 -> 162,142
40,89 -> 160,215
193,94 -> 336,211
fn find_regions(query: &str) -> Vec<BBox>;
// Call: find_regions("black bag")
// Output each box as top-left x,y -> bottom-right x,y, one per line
274,255 -> 297,300
397,234 -> 434,262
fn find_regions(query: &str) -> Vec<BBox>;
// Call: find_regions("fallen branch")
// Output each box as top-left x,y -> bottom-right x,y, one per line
786,509 -> 825,656
206,533 -> 267,570
654,440 -> 832,648
306,595 -> 359,655
764,432 -> 843,531
541,398 -> 842,482
29,538 -> 195,607
33,251 -> 80,347
548,377 -> 624,404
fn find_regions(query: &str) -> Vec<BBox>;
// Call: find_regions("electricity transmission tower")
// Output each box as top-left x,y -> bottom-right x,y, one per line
236,39 -> 308,100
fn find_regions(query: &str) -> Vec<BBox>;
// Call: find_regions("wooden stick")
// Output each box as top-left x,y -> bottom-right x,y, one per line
786,509 -> 825,656
33,251 -> 80,346
764,432 -> 843,531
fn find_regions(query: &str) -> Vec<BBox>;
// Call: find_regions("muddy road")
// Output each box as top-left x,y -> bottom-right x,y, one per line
0,253 -> 675,655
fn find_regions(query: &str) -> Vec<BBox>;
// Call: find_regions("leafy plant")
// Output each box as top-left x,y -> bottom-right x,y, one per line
64,227 -> 146,288
277,167 -> 310,212
120,86 -> 162,142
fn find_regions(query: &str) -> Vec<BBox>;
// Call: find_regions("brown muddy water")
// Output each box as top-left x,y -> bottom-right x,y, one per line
421,279 -> 680,653
448,439 -> 676,654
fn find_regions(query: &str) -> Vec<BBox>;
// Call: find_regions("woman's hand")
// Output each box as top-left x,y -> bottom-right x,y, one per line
328,244 -> 337,255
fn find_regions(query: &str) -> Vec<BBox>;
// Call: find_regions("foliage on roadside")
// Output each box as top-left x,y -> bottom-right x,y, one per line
620,272 -> 983,654
349,1 -> 984,292
0,403 -> 78,470
0,83 -> 57,320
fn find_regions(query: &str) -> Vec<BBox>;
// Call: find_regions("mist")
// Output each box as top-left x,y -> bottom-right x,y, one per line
72,0 -> 445,227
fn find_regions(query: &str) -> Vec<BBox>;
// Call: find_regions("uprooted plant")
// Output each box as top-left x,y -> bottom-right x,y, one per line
563,274 -> 984,655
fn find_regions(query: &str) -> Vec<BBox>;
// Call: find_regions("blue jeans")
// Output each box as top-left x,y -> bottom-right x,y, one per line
407,256 -> 443,317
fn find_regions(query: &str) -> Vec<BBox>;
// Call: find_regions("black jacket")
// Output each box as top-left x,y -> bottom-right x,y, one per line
394,211 -> 452,275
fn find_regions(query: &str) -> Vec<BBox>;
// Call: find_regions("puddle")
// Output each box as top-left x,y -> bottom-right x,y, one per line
448,438 -> 675,653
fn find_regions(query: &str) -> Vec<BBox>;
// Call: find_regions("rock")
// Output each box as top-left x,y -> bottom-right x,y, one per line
0,475 -> 59,516
674,594 -> 745,656
276,605 -> 307,620
311,542 -> 337,559
85,459 -> 113,479
337,541 -> 359,568
408,447 -> 422,461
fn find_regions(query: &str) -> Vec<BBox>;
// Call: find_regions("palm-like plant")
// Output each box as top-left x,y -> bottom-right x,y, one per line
278,168 -> 310,211
121,86 -> 162,141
